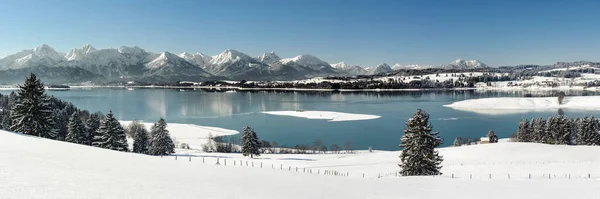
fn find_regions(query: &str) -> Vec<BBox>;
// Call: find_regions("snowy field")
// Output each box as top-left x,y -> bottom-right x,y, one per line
444,96 -> 600,115
2,130 -> 600,198
262,111 -> 381,122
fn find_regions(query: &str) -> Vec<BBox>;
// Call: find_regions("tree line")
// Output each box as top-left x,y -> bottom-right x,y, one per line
0,73 -> 175,155
514,116 -> 600,145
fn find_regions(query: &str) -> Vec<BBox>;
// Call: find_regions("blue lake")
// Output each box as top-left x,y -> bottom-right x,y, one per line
2,88 -> 599,150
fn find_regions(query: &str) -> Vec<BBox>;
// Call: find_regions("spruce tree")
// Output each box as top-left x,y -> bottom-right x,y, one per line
241,125 -> 261,158
532,118 -> 547,143
10,73 -> 55,138
516,119 -> 531,142
544,117 -> 557,144
148,118 -> 175,155
487,130 -> 498,143
129,120 -> 150,154
399,109 -> 443,176
554,115 -> 571,145
93,110 -> 128,151
453,136 -> 462,147
65,112 -> 86,144
85,112 -> 102,146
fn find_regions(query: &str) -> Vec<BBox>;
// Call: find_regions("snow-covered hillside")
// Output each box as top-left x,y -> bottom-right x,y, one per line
1,128 -> 599,198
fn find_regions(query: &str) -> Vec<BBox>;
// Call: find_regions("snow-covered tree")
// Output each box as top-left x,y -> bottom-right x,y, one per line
453,136 -> 463,147
576,116 -> 600,145
148,118 -> 175,155
10,73 -> 56,139
93,110 -> 128,151
85,112 -> 102,146
65,112 -> 86,144
553,115 -> 572,145
487,130 -> 498,143
241,125 -> 261,158
516,119 -> 532,142
128,120 -> 150,154
399,109 -> 443,176
532,118 -> 547,143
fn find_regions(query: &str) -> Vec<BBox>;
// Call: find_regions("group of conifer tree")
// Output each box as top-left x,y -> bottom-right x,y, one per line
515,116 -> 600,145
3,73 -> 175,155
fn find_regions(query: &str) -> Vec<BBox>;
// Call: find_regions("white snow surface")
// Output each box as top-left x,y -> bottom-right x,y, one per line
119,121 -> 239,150
1,129 -> 600,198
444,96 -> 600,114
262,111 -> 381,122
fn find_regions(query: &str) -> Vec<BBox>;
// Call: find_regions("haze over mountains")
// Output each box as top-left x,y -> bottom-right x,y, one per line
0,44 -> 490,84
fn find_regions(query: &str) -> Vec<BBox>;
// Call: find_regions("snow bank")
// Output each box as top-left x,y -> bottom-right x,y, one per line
119,121 -> 238,150
2,130 -> 600,198
444,96 -> 600,114
262,111 -> 381,122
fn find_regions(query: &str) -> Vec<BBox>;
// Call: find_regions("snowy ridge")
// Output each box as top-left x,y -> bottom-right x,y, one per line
441,59 -> 489,69
258,51 -> 281,65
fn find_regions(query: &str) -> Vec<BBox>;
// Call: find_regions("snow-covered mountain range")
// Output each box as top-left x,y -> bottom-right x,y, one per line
0,44 -> 489,84
441,59 -> 489,69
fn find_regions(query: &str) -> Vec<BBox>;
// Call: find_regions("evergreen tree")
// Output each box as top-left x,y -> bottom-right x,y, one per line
148,118 -> 175,155
399,109 -> 443,176
65,112 -> 86,144
576,116 -> 600,145
453,136 -> 463,147
553,115 -> 571,145
532,118 -> 547,143
129,120 -> 150,154
241,125 -> 261,158
10,73 -> 55,138
85,113 -> 102,146
516,119 -> 532,142
487,130 -> 498,143
93,110 -> 128,151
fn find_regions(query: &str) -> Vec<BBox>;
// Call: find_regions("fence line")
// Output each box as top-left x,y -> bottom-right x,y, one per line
166,155 -> 600,180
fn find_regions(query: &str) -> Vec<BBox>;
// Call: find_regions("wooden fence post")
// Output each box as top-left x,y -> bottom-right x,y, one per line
452,173 -> 454,179
489,174 -> 491,179
363,173 -> 365,178
225,159 -> 227,166
175,155 -> 177,160
189,156 -> 191,162
203,157 -> 205,164
261,162 -> 263,168
470,174 -> 472,179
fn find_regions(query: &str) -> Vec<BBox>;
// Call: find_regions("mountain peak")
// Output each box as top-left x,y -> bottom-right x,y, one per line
443,59 -> 489,69
331,62 -> 348,69
281,54 -> 328,66
211,49 -> 253,66
258,51 -> 281,64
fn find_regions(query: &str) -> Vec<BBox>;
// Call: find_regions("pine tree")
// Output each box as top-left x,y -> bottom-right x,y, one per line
129,120 -> 150,154
10,73 -> 55,138
65,112 -> 86,144
85,112 -> 102,146
516,119 -> 531,142
241,125 -> 261,158
148,118 -> 175,155
399,109 -> 443,176
93,110 -> 128,151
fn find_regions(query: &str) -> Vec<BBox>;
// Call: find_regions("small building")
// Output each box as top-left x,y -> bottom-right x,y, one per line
480,137 -> 490,144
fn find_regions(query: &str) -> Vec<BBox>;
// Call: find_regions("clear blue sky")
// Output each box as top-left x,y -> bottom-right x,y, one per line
0,0 -> 598,67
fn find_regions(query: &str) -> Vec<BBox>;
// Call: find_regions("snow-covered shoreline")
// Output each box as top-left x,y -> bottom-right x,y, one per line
262,111 -> 381,122
444,96 -> 600,114
119,121 -> 239,150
